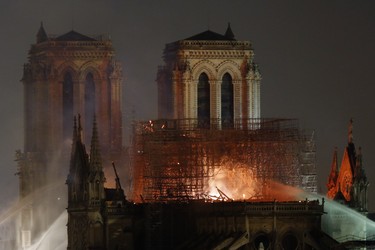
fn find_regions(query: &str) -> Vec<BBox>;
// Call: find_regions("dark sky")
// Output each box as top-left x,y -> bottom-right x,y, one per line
1,1 -> 375,210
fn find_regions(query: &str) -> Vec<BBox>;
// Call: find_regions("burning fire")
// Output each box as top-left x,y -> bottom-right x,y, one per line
205,158 -> 302,201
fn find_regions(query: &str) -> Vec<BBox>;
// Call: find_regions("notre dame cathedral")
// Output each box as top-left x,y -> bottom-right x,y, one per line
16,22 -> 369,249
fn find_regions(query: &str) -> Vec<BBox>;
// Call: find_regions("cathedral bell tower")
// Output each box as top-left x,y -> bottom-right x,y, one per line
16,23 -> 123,248
156,23 -> 261,128
21,23 -> 123,158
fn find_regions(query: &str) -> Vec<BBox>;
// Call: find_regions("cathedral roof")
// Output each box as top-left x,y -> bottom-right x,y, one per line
185,30 -> 235,41
56,30 -> 97,41
184,24 -> 236,41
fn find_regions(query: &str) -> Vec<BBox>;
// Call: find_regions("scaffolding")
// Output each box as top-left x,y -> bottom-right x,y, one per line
131,118 -> 317,202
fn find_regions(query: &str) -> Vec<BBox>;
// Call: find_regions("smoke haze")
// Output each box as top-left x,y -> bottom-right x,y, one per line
1,0 -> 375,211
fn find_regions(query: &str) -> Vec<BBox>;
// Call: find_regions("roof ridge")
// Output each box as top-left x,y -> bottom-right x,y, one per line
55,30 -> 97,41
184,29 -> 236,41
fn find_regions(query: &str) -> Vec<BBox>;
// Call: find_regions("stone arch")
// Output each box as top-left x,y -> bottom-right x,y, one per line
217,60 -> 241,81
59,67 -> 78,82
60,68 -> 77,141
281,231 -> 299,250
57,62 -> 79,81
79,67 -> 101,143
221,72 -> 234,128
79,61 -> 101,81
197,72 -> 210,127
191,60 -> 217,81
252,232 -> 271,249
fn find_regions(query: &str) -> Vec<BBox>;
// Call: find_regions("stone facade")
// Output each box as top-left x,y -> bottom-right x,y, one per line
17,23 -> 124,248
67,116 -> 131,250
157,24 -> 261,128
67,120 -> 330,249
22,24 -> 122,156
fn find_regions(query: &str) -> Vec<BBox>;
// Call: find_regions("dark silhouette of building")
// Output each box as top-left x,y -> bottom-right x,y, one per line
67,116 -> 132,249
18,23 -> 355,249
63,24 -> 336,250
67,117 -> 335,249
132,24 -> 317,202
327,119 -> 369,213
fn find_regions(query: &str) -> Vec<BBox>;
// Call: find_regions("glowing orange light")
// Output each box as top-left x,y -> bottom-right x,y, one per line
204,160 -> 302,202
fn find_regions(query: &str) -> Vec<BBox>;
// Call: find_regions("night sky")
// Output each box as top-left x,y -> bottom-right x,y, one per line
1,1 -> 375,210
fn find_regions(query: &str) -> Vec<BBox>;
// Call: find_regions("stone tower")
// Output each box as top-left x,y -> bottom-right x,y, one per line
16,23 -> 123,247
22,23 -> 123,159
66,116 -> 106,249
156,23 -> 261,128
327,119 -> 369,213
67,116 -> 130,249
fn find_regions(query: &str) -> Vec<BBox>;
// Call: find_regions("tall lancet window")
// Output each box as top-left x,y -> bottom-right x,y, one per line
221,73 -> 234,128
198,73 -> 210,128
85,73 -> 95,143
63,72 -> 74,140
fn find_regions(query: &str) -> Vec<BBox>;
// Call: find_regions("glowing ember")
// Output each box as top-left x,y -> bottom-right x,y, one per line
206,164 -> 260,200
205,158 -> 302,201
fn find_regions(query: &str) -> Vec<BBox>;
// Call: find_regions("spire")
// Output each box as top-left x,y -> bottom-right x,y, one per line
354,146 -> 367,182
67,115 -> 89,191
36,22 -> 48,43
90,115 -> 102,171
355,147 -> 362,178
72,116 -> 78,142
328,148 -> 338,178
69,115 -> 83,165
70,116 -> 78,160
77,114 -> 83,142
327,147 -> 339,199
348,118 -> 354,144
224,22 -> 235,40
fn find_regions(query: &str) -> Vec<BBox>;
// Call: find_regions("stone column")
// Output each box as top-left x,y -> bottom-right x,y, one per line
191,80 -> 198,127
109,68 -> 122,151
247,71 -> 255,120
210,80 -> 220,129
254,73 -> 261,119
172,69 -> 180,119
232,80 -> 242,128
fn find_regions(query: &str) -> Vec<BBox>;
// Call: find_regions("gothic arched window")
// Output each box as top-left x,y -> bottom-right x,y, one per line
198,73 -> 210,128
221,73 -> 233,128
85,73 -> 95,142
63,72 -> 74,140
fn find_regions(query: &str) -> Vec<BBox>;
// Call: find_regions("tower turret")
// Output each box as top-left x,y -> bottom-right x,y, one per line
66,115 -> 105,249
224,22 -> 235,40
87,115 -> 105,201
326,119 -> 369,214
20,26 -> 124,246
67,115 -> 89,205
36,22 -> 48,43
327,147 -> 339,199
352,147 -> 369,212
